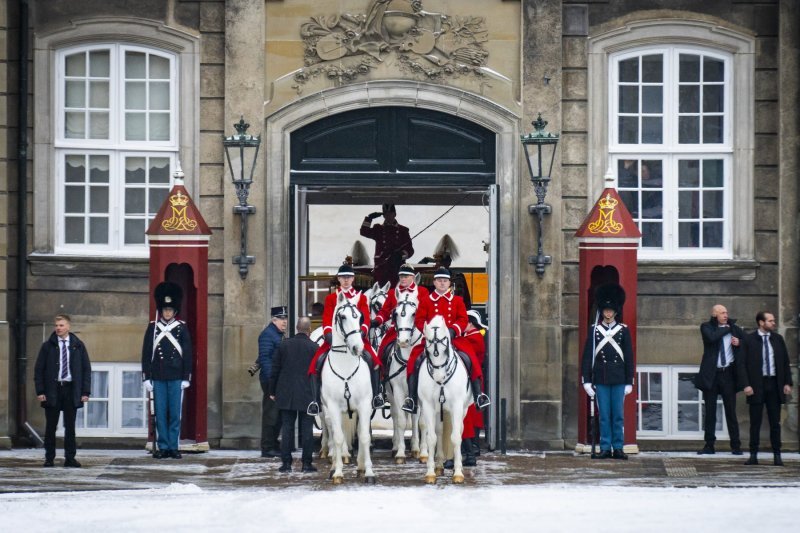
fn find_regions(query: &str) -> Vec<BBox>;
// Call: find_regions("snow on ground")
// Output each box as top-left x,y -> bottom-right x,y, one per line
2,483 -> 798,532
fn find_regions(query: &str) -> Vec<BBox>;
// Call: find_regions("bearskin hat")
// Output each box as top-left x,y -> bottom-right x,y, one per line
594,283 -> 625,315
155,281 -> 182,314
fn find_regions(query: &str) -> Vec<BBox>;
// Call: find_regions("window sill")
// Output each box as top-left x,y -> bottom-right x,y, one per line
637,259 -> 759,281
28,253 -> 149,278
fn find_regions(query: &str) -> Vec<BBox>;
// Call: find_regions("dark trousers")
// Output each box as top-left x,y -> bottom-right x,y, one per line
280,410 -> 314,464
748,377 -> 782,453
260,380 -> 280,452
44,382 -> 78,461
702,368 -> 740,449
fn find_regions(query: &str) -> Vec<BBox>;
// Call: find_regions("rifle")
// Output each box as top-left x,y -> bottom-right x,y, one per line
148,388 -> 157,457
589,394 -> 598,459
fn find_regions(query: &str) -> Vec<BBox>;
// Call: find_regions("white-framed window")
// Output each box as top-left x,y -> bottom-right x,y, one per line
58,363 -> 147,437
54,44 -> 178,256
637,365 -> 726,439
610,47 -> 732,259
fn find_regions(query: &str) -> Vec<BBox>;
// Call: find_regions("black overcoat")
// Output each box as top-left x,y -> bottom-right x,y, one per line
269,333 -> 317,411
34,332 -> 92,409
695,317 -> 744,392
736,330 -> 793,404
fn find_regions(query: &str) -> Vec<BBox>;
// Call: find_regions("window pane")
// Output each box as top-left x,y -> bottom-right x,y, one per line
126,113 -> 146,140
91,371 -> 109,398
125,219 -> 146,244
641,160 -> 662,187
641,191 -> 662,219
641,54 -> 662,83
149,188 -> 168,214
89,156 -> 109,183
122,401 -> 146,428
679,86 -> 699,113
89,112 -> 109,139
703,57 -> 724,82
150,113 -> 170,141
641,403 -> 663,431
89,217 -> 109,244
642,86 -> 662,113
679,222 -> 699,248
679,116 -> 699,143
150,82 -> 170,110
619,57 -> 638,82
703,85 -> 724,113
619,86 -> 638,113
65,112 -> 86,138
703,191 -> 723,218
122,371 -> 144,398
65,217 -> 84,244
87,402 -> 109,429
649,373 -> 662,401
126,188 -> 145,214
679,54 -> 700,82
679,191 -> 699,218
641,222 -> 662,247
618,160 -> 639,187
89,50 -> 110,77
126,81 -> 146,110
619,116 -> 638,143
703,160 -> 724,187
703,116 -> 723,143
89,186 -> 109,213
65,80 -> 85,108
640,373 -> 650,399
89,81 -> 109,108
150,158 -> 171,183
65,155 -> 85,182
126,51 -> 147,78
641,117 -> 662,143
703,222 -> 723,247
65,52 -> 86,77
65,186 -> 85,213
126,157 -> 146,183
619,190 -> 639,218
677,403 -> 700,431
150,55 -> 170,79
678,160 -> 700,187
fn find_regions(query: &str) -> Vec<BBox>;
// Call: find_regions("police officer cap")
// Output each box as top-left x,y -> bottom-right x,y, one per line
337,264 -> 355,276
467,309 -> 488,330
398,263 -> 415,276
433,267 -> 451,279
595,283 -> 626,314
271,305 -> 288,319
155,281 -> 182,314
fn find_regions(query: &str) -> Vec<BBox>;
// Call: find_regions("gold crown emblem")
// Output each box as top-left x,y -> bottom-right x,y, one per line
598,193 -> 618,210
169,191 -> 189,207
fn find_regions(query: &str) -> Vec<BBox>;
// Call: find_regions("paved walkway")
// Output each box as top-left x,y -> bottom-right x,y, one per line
1,447 -> 798,493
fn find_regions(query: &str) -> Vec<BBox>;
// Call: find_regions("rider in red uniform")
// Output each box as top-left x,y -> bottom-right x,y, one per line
370,264 -> 430,369
360,204 -> 414,287
401,267 -> 490,414
306,264 -> 384,416
458,310 -> 490,466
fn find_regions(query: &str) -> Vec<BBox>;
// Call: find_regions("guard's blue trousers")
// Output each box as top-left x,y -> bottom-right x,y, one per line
153,379 -> 182,452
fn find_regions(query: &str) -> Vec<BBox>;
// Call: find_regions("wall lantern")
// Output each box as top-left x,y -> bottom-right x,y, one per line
520,113 -> 559,277
223,116 -> 261,279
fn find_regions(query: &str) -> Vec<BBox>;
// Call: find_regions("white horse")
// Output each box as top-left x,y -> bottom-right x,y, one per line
321,291 -> 376,484
365,281 -> 391,352
418,315 -> 472,484
383,287 -> 424,464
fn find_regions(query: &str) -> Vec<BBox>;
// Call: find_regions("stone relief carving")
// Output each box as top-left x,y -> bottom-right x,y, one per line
294,0 -> 489,93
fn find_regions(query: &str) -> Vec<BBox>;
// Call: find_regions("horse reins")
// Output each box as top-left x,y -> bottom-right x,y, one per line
328,300 -> 366,419
424,326 -> 460,421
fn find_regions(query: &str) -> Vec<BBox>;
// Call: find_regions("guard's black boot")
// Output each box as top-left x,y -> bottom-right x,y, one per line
366,360 -> 384,409
307,373 -> 321,416
612,449 -> 628,460
402,372 -> 418,414
462,438 -> 477,467
773,452 -> 783,466
471,378 -> 491,410
278,460 -> 291,473
301,461 -> 318,473
744,452 -> 758,465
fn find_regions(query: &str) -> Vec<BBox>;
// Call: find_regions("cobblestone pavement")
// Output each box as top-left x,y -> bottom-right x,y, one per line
1,447 -> 798,493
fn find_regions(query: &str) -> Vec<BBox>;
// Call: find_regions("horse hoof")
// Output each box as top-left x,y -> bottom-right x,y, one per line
419,455 -> 428,463
356,469 -> 365,477
332,476 -> 343,485
319,450 -> 328,460
435,467 -> 444,476
364,476 -> 376,484
412,451 -> 420,459
424,474 -> 436,484
395,457 -> 406,465
453,474 -> 465,484
343,457 -> 350,465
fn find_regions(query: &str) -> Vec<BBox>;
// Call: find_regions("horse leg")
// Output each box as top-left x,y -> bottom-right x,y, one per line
357,405 -> 376,483
390,377 -> 407,464
450,409 -> 466,484
327,410 -> 345,484
422,410 -> 437,484
434,415 -> 445,477
319,416 -> 329,460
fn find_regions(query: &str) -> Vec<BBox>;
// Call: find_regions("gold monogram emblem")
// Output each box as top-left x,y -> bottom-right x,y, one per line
587,193 -> 623,234
162,191 -> 198,232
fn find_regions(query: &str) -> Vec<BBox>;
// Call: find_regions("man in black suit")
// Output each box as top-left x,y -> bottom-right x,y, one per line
269,316 -> 319,473
696,304 -> 744,455
737,311 -> 793,466
34,314 -> 92,468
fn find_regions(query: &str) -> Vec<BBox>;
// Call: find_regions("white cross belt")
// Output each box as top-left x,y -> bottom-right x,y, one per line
594,324 -> 624,360
153,320 -> 183,359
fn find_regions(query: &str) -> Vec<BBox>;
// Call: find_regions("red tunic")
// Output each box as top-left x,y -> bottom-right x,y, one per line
375,284 -> 430,359
360,220 -> 414,286
308,288 -> 381,375
455,329 -> 486,434
407,291 -> 472,377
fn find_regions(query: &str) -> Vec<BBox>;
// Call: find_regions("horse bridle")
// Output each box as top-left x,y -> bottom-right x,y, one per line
369,289 -> 386,315
393,293 -> 418,340
331,300 -> 362,354
425,326 -> 458,382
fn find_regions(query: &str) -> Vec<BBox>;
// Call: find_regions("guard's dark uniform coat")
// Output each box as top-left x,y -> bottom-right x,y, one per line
581,322 -> 634,386
141,318 -> 193,382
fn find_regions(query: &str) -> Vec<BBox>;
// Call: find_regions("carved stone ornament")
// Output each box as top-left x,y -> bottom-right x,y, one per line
295,0 -> 489,93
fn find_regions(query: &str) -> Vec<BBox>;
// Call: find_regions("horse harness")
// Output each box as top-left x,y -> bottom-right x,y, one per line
393,293 -> 418,341
424,326 -> 465,421
384,327 -> 423,384
327,300 -> 366,419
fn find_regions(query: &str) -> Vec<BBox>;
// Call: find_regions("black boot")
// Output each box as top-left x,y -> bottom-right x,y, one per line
773,452 -> 783,466
470,378 -> 491,410
462,438 -> 477,466
278,460 -> 292,473
402,371 -> 418,414
366,358 -> 384,409
744,452 -> 758,465
307,373 -> 321,416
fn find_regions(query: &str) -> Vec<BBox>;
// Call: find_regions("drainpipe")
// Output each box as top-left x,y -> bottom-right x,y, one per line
15,0 -> 29,443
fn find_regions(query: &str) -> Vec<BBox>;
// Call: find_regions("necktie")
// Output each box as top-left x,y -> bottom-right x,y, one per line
763,334 -> 771,376
60,340 -> 69,380
718,336 -> 726,368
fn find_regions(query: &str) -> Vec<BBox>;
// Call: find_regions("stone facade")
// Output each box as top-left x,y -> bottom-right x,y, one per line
0,0 -> 796,451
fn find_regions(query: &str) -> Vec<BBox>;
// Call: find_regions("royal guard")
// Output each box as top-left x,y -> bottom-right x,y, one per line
581,283 -> 634,460
455,309 -> 490,466
360,203 -> 414,286
306,264 -> 384,416
402,267 -> 490,413
370,263 -> 430,368
141,282 -> 193,459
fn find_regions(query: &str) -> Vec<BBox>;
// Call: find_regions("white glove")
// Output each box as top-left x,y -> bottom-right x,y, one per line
583,383 -> 595,398
143,380 -> 153,392
624,385 -> 633,396
181,380 -> 190,390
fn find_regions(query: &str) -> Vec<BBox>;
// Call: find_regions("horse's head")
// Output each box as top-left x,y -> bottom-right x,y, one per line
334,290 -> 364,354
366,281 -> 390,319
423,314 -> 451,360
393,287 -> 419,348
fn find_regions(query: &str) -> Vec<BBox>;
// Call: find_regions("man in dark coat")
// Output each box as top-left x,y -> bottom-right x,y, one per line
258,305 -> 287,458
360,203 -> 414,286
581,284 -> 634,460
34,314 -> 92,468
737,311 -> 794,466
696,304 -> 744,455
141,282 -> 193,459
270,316 -> 319,473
